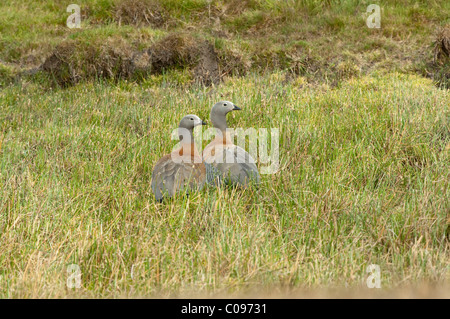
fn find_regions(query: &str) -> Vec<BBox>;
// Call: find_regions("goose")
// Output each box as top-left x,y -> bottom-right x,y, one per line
151,114 -> 207,201
203,101 -> 260,187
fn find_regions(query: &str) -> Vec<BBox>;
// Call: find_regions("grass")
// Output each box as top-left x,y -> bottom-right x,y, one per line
0,0 -> 449,87
0,72 -> 448,297
0,0 -> 449,298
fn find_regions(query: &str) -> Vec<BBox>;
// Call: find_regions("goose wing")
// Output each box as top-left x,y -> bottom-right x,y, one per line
151,155 -> 206,201
204,144 -> 260,186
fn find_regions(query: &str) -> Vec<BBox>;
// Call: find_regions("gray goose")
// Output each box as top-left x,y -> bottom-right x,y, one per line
203,101 -> 260,187
151,114 -> 207,201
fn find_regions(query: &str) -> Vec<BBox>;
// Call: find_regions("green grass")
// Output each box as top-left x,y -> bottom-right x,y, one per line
0,72 -> 448,297
0,0 -> 448,298
0,0 -> 448,87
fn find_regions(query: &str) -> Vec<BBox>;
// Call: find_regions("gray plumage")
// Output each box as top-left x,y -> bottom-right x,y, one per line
205,162 -> 222,185
213,145 -> 260,186
151,155 -> 206,201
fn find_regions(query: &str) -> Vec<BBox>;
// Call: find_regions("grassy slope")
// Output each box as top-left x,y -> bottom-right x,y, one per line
0,0 -> 449,86
0,1 -> 449,297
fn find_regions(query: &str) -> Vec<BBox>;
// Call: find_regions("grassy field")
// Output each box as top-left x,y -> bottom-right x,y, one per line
0,0 -> 449,298
0,73 -> 448,297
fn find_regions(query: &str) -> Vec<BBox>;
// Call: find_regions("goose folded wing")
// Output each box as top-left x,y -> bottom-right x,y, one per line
152,157 -> 205,200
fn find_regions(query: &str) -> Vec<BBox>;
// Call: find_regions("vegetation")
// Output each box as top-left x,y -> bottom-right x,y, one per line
0,0 -> 449,87
0,0 -> 448,298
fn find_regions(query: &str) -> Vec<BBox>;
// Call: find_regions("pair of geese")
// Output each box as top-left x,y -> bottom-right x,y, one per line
151,101 -> 260,201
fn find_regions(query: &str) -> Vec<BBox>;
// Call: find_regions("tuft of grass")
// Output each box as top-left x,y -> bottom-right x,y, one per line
114,0 -> 167,27
0,63 -> 17,86
41,37 -> 136,87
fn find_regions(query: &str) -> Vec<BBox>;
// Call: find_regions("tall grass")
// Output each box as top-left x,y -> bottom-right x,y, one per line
0,72 -> 448,297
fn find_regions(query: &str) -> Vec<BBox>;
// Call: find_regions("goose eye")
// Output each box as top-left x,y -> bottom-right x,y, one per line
190,118 -> 194,120
223,103 -> 227,106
